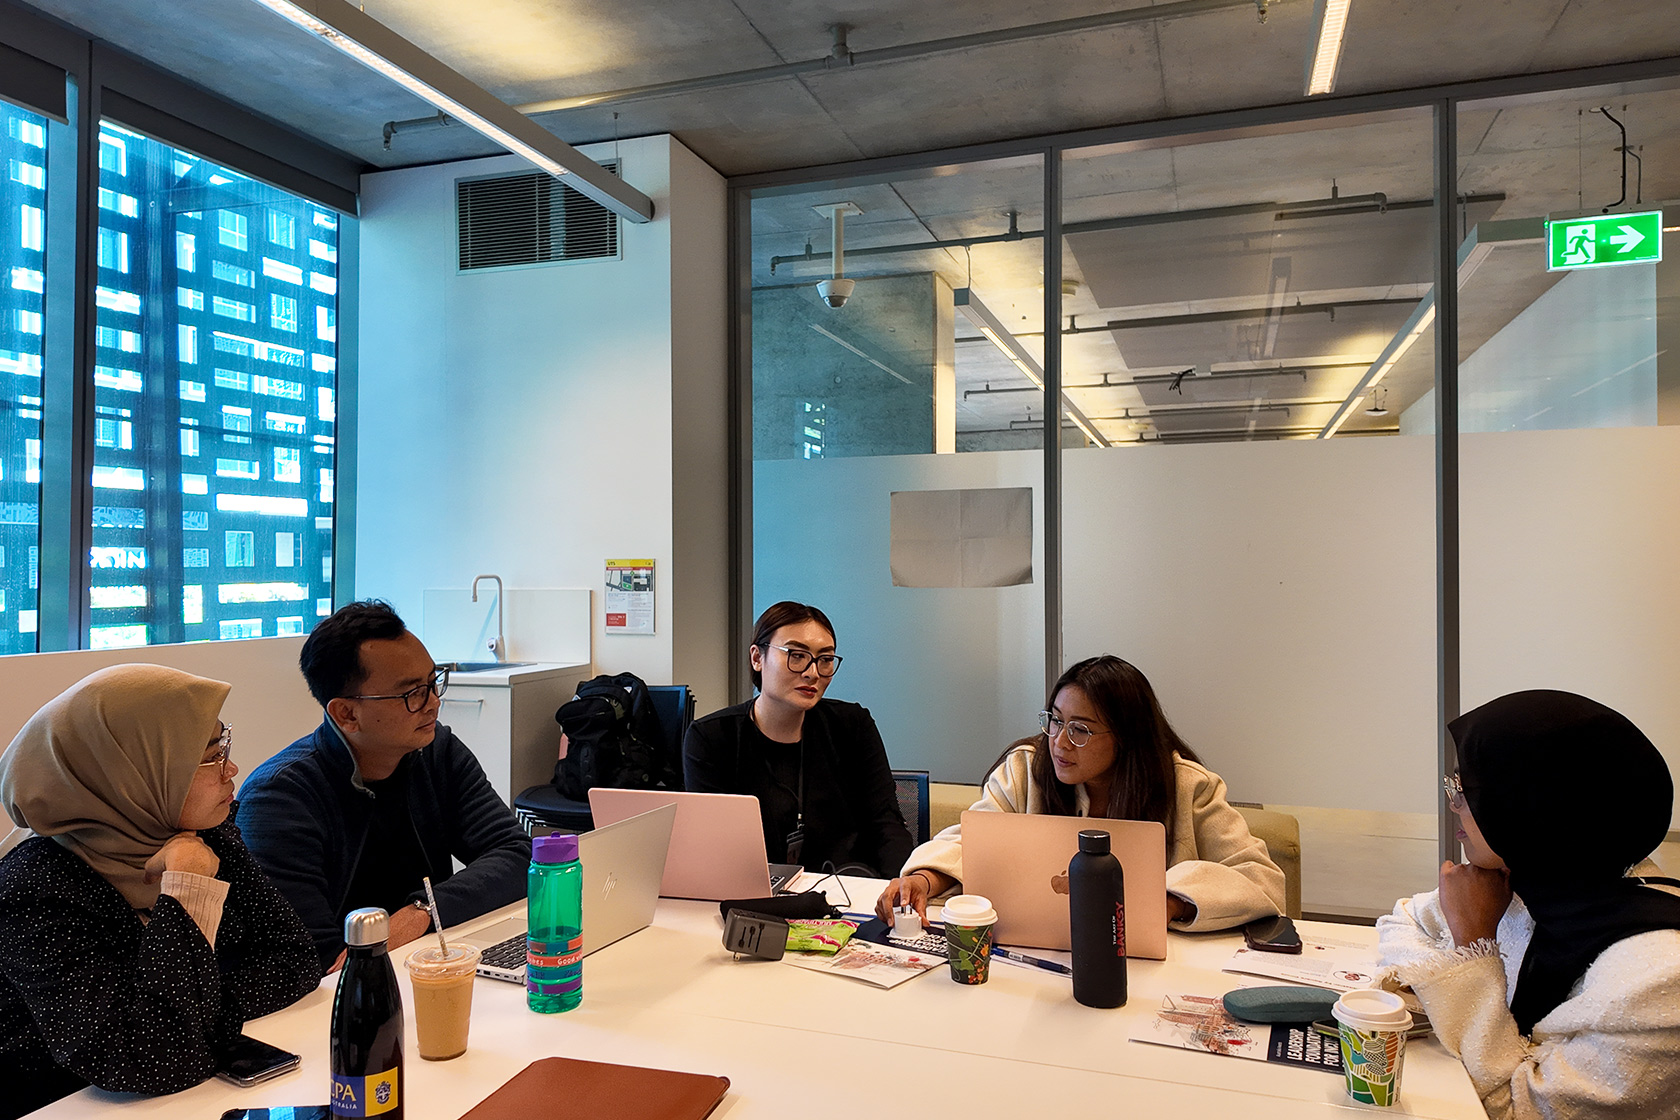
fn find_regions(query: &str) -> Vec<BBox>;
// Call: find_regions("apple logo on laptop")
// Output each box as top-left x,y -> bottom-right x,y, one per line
1051,871 -> 1070,896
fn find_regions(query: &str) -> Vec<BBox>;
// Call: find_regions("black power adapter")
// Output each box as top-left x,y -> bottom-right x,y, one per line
722,910 -> 789,960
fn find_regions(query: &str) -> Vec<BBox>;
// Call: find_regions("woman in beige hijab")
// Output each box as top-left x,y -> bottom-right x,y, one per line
0,664 -> 320,1119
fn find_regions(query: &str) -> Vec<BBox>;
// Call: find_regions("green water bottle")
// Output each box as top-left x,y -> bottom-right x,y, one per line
527,834 -> 583,1013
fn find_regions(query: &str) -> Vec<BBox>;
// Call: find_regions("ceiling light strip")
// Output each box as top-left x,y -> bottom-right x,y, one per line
1304,0 -> 1352,96
955,289 -> 1110,447
246,0 -> 653,223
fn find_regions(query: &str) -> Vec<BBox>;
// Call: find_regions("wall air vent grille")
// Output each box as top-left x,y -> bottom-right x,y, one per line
456,162 -> 621,271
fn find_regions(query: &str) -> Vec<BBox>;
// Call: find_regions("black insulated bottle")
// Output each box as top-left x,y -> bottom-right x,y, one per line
1069,828 -> 1127,1008
331,907 -> 405,1119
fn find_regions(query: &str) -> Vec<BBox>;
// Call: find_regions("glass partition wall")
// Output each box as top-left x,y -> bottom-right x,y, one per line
748,156 -> 1049,782
1454,82 -> 1680,848
737,62 -> 1680,917
1057,110 -> 1443,918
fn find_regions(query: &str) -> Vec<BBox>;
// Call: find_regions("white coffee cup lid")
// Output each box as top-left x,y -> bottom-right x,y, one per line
1333,989 -> 1413,1032
941,894 -> 998,926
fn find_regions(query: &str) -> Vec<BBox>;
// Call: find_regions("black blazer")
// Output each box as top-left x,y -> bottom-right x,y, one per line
682,698 -> 913,877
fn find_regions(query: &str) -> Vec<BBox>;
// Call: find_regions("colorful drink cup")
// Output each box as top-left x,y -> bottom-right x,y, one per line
1333,988 -> 1413,1106
940,894 -> 998,985
404,943 -> 481,1061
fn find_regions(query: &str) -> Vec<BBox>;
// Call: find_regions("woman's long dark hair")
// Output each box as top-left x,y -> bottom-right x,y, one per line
987,655 -> 1199,842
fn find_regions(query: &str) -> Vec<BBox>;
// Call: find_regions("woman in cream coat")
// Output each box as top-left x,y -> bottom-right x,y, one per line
875,655 -> 1284,932
1377,690 -> 1680,1120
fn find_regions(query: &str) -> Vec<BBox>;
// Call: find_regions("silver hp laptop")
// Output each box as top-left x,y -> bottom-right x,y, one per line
454,802 -> 677,983
961,810 -> 1170,960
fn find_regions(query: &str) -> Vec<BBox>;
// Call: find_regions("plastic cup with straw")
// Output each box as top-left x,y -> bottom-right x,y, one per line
404,875 -> 482,1060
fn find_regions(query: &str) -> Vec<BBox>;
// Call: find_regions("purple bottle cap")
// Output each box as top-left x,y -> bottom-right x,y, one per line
532,834 -> 579,864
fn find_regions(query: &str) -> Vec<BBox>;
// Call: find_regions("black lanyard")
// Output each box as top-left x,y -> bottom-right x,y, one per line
751,699 -> 806,863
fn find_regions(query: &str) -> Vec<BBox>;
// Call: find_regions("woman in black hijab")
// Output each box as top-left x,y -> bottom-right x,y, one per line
1378,690 -> 1680,1120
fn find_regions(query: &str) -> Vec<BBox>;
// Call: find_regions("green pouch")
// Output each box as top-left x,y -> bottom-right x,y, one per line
785,918 -> 859,954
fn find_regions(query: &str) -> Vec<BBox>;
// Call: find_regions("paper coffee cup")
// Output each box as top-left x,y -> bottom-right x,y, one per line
1333,989 -> 1412,1106
940,895 -> 998,985
405,944 -> 481,1061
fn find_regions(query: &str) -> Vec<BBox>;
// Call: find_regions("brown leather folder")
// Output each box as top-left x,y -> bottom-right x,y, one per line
456,1056 -> 730,1120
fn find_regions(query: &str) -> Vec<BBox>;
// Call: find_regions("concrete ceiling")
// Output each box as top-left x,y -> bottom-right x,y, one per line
21,0 -> 1679,447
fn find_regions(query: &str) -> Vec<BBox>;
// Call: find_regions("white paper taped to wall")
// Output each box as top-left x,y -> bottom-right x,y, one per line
889,487 -> 1033,588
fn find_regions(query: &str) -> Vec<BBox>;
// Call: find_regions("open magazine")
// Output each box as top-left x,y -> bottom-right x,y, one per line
782,938 -> 943,989
1223,934 -> 1381,991
1131,993 -> 1344,1075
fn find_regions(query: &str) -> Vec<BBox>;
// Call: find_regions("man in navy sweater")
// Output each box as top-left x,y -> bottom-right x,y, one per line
239,600 -> 529,969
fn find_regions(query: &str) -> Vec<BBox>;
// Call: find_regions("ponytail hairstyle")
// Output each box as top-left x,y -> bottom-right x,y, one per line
986,655 -> 1199,843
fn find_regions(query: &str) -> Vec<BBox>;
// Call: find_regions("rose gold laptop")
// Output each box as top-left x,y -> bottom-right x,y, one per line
589,789 -> 800,901
961,811 -> 1169,959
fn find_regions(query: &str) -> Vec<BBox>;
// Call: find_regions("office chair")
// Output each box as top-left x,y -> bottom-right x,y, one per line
514,683 -> 696,836
892,770 -> 930,846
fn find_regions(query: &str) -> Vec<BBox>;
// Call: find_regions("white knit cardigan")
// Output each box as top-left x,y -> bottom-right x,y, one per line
1376,868 -> 1680,1120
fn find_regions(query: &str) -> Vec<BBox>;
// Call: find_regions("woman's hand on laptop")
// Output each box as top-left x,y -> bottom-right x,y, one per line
874,869 -> 954,925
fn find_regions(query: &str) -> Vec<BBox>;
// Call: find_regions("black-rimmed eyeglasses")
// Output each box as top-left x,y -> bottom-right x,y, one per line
764,644 -> 843,677
347,668 -> 450,713
1038,710 -> 1106,749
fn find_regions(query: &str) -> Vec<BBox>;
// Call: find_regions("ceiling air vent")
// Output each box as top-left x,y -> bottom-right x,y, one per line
456,162 -> 621,271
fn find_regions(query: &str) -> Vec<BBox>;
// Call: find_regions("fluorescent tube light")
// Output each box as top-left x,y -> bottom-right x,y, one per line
955,289 -> 1110,447
1304,0 -> 1352,96
246,0 -> 653,223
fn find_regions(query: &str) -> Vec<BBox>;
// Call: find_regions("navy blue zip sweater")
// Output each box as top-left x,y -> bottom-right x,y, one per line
236,717 -> 529,969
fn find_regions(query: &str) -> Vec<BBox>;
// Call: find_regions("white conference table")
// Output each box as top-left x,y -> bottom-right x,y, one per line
36,876 -> 1487,1120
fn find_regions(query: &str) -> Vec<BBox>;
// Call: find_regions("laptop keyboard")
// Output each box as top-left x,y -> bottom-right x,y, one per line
479,933 -> 527,976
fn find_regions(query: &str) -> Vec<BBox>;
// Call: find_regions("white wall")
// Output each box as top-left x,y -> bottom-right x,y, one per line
1064,437 -> 1440,813
755,452 -> 1045,781
0,637 -> 319,792
356,135 -> 729,714
1461,425 -> 1680,828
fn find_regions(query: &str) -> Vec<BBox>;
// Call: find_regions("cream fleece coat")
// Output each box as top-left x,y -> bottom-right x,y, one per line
1377,869 -> 1680,1120
900,746 -> 1285,932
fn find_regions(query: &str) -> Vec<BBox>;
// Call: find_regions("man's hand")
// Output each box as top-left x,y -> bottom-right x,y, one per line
1438,860 -> 1512,948
143,832 -> 220,883
386,903 -> 434,950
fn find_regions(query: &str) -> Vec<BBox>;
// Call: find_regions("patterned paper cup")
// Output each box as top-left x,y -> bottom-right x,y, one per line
940,895 -> 998,985
1333,989 -> 1413,1106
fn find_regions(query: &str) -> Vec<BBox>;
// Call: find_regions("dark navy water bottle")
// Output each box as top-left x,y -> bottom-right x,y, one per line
331,907 -> 404,1118
1068,829 -> 1126,1008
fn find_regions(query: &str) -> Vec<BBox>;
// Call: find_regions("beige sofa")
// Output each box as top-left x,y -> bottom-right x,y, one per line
926,781 -> 1302,918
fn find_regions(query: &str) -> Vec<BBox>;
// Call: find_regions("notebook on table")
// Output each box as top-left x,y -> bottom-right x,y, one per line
452,802 -> 676,984
589,788 -> 802,901
961,810 -> 1169,959
456,1056 -> 729,1120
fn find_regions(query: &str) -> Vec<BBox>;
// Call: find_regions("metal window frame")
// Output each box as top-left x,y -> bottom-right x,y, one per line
0,0 -> 364,651
728,51 -> 1680,864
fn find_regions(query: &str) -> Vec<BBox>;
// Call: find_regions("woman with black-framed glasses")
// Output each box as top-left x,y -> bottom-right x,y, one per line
875,654 -> 1285,931
0,665 -> 319,1119
682,601 -> 913,878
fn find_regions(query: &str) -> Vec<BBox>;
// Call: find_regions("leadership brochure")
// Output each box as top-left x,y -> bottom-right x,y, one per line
1131,993 -> 1344,1075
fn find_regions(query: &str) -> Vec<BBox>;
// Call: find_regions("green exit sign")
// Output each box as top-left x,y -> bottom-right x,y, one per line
1547,210 -> 1663,271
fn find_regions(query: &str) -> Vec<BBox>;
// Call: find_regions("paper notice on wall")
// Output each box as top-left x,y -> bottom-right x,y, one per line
604,559 -> 654,635
890,487 -> 1033,588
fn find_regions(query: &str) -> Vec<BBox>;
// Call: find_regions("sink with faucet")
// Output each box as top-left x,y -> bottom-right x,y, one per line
448,661 -> 535,673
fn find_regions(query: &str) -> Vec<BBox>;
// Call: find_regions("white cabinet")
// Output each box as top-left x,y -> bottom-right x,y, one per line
439,662 -> 587,804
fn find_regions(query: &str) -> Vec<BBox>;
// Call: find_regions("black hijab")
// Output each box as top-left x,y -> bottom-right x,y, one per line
1452,689 -> 1680,1036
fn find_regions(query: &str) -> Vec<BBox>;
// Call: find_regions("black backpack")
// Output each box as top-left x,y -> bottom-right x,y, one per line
551,672 -> 677,799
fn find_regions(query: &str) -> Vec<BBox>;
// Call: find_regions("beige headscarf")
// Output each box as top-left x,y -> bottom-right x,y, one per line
0,664 -> 231,909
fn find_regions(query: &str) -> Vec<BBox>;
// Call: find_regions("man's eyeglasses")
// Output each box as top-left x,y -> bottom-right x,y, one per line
199,723 -> 234,777
765,644 -> 843,677
1038,710 -> 1106,748
1443,772 -> 1467,812
348,668 -> 450,713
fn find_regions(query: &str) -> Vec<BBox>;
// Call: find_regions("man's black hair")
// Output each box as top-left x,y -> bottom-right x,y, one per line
299,599 -> 408,708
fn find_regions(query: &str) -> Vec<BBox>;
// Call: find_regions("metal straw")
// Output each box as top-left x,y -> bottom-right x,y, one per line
421,875 -> 449,956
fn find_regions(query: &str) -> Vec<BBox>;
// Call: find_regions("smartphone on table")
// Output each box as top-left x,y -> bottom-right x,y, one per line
220,1109 -> 330,1120
1242,915 -> 1303,954
215,1034 -> 301,1087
